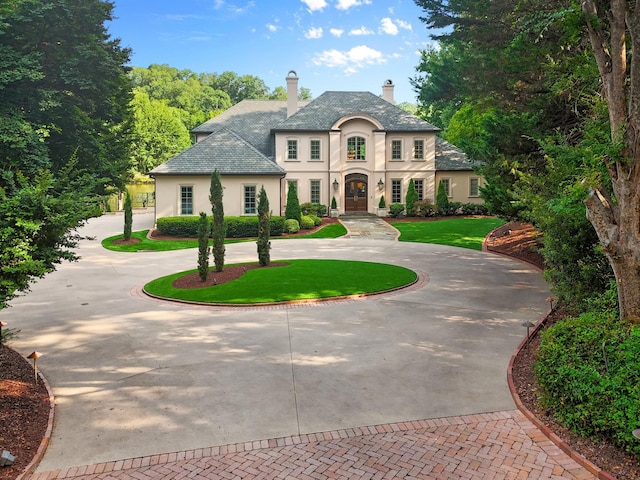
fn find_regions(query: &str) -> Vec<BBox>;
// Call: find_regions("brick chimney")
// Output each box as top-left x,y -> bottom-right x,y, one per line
382,79 -> 394,104
286,70 -> 298,118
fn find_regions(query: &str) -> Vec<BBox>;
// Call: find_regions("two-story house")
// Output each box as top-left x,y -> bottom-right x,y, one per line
150,71 -> 483,219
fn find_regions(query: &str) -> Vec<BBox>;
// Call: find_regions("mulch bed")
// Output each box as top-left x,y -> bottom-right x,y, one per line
0,346 -> 50,480
1,219 -> 638,480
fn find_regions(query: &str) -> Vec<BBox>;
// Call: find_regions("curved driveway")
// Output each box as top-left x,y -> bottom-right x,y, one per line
6,212 -> 553,473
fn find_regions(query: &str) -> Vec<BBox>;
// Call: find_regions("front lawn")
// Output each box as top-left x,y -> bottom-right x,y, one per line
144,259 -> 417,304
389,217 -> 505,250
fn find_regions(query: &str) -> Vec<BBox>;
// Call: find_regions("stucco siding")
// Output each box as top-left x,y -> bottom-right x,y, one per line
154,175 -> 283,219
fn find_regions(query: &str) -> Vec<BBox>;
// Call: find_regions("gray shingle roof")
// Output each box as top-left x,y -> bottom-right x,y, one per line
273,91 -> 440,132
192,99 -> 310,156
435,137 -> 480,171
149,126 -> 285,176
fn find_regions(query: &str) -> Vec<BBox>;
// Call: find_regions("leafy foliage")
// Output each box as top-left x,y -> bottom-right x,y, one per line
0,0 -> 131,308
537,304 -> 640,456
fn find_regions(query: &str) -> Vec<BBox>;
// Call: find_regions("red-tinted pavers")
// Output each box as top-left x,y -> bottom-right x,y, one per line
29,410 -> 595,480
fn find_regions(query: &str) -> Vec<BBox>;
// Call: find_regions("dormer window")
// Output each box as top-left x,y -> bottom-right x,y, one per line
347,136 -> 366,160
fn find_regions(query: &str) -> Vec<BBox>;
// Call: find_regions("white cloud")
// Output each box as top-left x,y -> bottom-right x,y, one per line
266,23 -> 279,32
336,0 -> 372,10
305,27 -> 323,39
396,19 -> 412,31
301,0 -> 327,11
349,26 -> 374,36
214,0 -> 224,9
329,28 -> 344,37
379,18 -> 398,35
312,44 -> 386,72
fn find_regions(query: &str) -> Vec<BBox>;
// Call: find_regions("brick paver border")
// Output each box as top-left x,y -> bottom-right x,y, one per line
26,410 -> 598,480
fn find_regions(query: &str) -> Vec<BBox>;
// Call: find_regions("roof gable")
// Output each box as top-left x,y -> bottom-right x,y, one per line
149,126 -> 285,176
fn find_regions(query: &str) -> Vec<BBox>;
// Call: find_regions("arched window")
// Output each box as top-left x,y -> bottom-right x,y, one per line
347,136 -> 366,160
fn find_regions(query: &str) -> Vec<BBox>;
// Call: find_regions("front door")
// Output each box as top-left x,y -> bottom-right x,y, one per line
345,174 -> 368,212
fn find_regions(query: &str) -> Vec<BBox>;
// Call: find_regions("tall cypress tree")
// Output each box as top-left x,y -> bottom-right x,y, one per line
197,212 -> 210,281
209,170 -> 225,272
285,181 -> 301,224
257,186 -> 271,266
123,189 -> 133,240
405,179 -> 418,217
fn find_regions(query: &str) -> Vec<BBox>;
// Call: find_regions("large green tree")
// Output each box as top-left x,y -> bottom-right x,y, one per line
413,0 -> 615,311
129,88 -> 192,174
0,0 -> 132,309
209,170 -> 225,272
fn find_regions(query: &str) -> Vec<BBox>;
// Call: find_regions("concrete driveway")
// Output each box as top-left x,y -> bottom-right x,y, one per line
3,212 -> 551,472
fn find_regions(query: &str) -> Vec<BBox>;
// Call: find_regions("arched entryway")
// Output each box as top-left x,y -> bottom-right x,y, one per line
345,173 -> 368,212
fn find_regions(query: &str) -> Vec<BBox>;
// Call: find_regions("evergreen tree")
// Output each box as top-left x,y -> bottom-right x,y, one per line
257,186 -> 271,266
285,182 -> 302,224
436,181 -> 449,213
209,170 -> 225,272
197,212 -> 210,282
123,190 -> 133,241
405,179 -> 418,217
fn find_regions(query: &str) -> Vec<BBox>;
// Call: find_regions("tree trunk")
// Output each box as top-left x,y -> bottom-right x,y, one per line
582,0 -> 640,324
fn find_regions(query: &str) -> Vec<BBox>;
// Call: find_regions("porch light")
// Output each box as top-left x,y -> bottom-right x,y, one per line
378,178 -> 384,189
333,178 -> 339,190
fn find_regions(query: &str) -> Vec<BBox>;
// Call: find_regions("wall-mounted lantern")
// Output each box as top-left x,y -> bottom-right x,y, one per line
378,178 -> 384,189
333,178 -> 339,190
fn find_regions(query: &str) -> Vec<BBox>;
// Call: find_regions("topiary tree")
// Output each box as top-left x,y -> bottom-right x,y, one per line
197,212 -> 210,281
209,170 -> 225,272
331,196 -> 337,210
257,185 -> 270,266
405,179 -> 418,216
436,180 -> 449,214
123,189 -> 133,241
378,195 -> 386,208
285,181 -> 302,224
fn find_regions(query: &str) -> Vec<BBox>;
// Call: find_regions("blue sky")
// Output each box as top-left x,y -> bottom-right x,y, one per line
108,0 -> 438,104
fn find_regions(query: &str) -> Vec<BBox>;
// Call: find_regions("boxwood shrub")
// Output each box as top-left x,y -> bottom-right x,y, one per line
156,215 -> 285,238
300,215 -> 315,230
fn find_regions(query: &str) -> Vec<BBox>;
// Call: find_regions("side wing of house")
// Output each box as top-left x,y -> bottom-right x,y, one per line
150,126 -> 285,218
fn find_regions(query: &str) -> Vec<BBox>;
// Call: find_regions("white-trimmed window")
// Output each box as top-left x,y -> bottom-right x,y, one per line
244,185 -> 256,214
469,177 -> 480,197
310,139 -> 321,161
391,179 -> 402,204
347,136 -> 366,160
391,139 -> 402,160
180,185 -> 193,215
413,179 -> 424,201
413,139 -> 424,160
310,180 -> 321,204
439,178 -> 451,197
287,139 -> 298,160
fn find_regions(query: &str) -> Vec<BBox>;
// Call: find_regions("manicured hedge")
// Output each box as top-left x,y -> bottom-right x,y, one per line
156,215 -> 285,238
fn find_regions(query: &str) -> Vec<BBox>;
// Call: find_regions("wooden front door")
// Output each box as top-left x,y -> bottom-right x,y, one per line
345,175 -> 368,212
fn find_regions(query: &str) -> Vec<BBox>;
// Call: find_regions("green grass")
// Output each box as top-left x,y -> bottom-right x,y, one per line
144,259 -> 417,304
102,223 -> 347,252
389,217 -> 506,250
